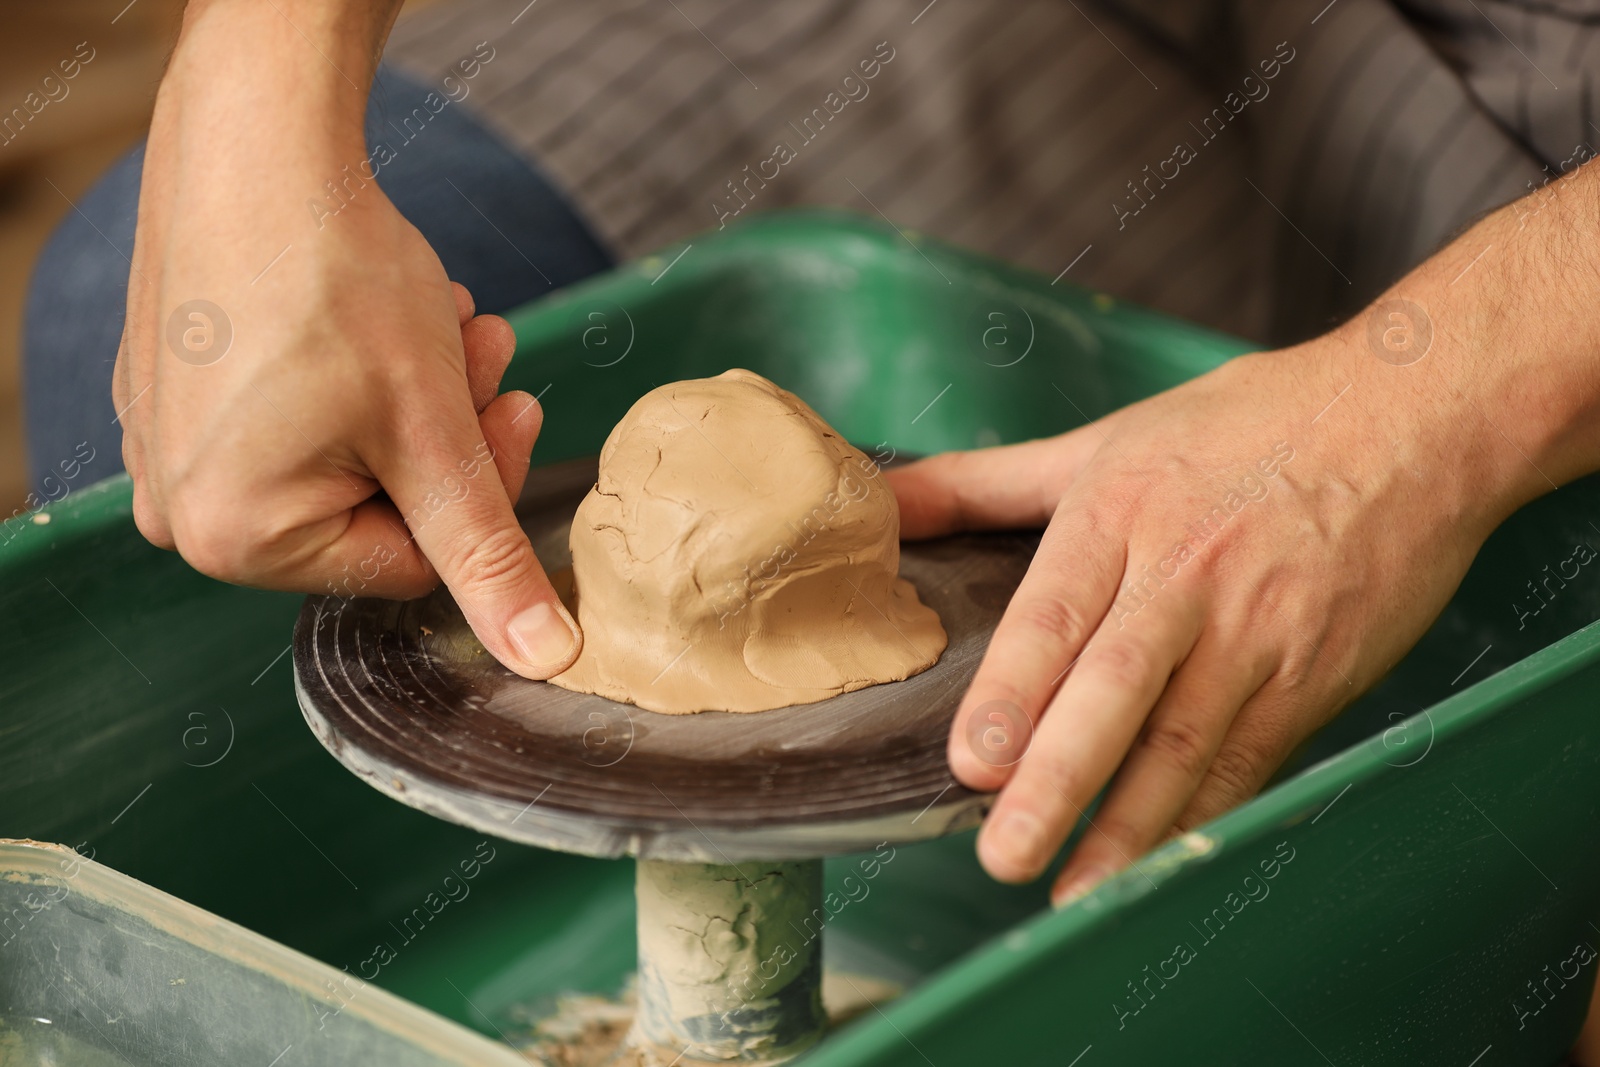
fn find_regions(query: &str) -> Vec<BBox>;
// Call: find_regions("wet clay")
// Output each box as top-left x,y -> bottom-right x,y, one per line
631,860 -> 825,1061
549,369 -> 946,714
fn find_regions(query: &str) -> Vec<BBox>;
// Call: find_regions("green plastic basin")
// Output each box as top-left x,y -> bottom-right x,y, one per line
2,210 -> 1597,1066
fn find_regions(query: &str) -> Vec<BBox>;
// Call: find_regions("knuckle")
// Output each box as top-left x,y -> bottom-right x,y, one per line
1140,717 -> 1214,782
130,493 -> 174,551
445,524 -> 536,593
1010,594 -> 1089,651
1081,639 -> 1157,689
1025,746 -> 1082,807
1088,812 -> 1146,853
1204,742 -> 1264,805
170,509 -> 250,581
970,677 -> 1034,717
1170,809 -> 1202,835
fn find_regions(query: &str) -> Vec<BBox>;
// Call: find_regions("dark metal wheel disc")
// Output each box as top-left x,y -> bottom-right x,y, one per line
294,457 -> 1036,861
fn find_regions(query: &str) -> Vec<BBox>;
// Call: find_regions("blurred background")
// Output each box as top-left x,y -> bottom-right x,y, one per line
0,1 -> 182,516
0,0 -> 450,519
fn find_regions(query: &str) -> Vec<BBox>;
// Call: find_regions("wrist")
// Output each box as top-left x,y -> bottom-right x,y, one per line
1324,165 -> 1600,531
177,0 -> 402,75
163,0 -> 401,162
141,0 -> 408,260
1318,335 -> 1514,551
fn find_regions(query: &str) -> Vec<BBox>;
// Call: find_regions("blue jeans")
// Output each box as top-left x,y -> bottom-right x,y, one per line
22,68 -> 612,497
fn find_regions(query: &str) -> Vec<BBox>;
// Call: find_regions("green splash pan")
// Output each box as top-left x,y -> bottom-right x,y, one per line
2,210 -> 1597,1066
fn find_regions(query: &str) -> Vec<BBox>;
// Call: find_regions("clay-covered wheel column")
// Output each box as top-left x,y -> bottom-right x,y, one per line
630,859 -> 827,1064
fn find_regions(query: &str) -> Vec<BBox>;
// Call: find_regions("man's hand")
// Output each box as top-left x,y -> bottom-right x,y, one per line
889,160 -> 1600,905
889,339 -> 1488,904
116,0 -> 580,677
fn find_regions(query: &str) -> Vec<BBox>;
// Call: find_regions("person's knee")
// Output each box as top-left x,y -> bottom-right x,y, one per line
363,66 -> 614,313
22,141 -> 145,496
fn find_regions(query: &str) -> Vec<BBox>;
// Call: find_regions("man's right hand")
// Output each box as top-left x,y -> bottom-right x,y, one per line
115,0 -> 581,678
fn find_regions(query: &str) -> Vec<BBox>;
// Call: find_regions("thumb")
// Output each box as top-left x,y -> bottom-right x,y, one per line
376,393 -> 581,680
885,430 -> 1100,538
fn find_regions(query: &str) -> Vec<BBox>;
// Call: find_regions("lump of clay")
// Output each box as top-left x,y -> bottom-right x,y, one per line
550,369 -> 946,714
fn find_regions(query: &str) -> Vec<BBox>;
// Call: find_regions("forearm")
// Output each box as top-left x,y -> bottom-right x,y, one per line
159,0 -> 402,185
173,0 -> 401,110
132,0 -> 404,303
1304,159 -> 1600,537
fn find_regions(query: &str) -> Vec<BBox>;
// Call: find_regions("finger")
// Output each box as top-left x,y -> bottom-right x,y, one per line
303,496 -> 441,600
115,275 -> 160,485
461,314 -> 516,413
119,119 -> 174,441
261,390 -> 542,598
117,340 -> 166,537
1174,682 -> 1304,832
946,497 -> 1127,792
375,386 -> 580,679
163,466 -> 441,598
1050,637 -> 1275,906
885,427 -> 1101,539
127,455 -> 174,550
479,390 -> 541,502
112,330 -> 130,424
452,282 -> 475,326
159,425 -> 446,597
116,355 -> 147,487
976,589 -> 1203,884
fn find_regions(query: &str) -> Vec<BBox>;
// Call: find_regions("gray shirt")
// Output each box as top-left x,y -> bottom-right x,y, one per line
386,0 -> 1594,344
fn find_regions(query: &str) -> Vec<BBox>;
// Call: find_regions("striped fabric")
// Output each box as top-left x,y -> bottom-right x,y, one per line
384,0 -> 1596,346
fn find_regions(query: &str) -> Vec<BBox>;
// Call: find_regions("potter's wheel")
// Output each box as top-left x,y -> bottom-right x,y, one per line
294,455 -> 1036,863
294,454 -> 1037,1063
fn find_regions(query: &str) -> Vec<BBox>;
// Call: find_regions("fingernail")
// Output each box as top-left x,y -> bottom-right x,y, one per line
1053,865 -> 1110,909
508,601 -> 580,672
986,810 -> 1048,876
